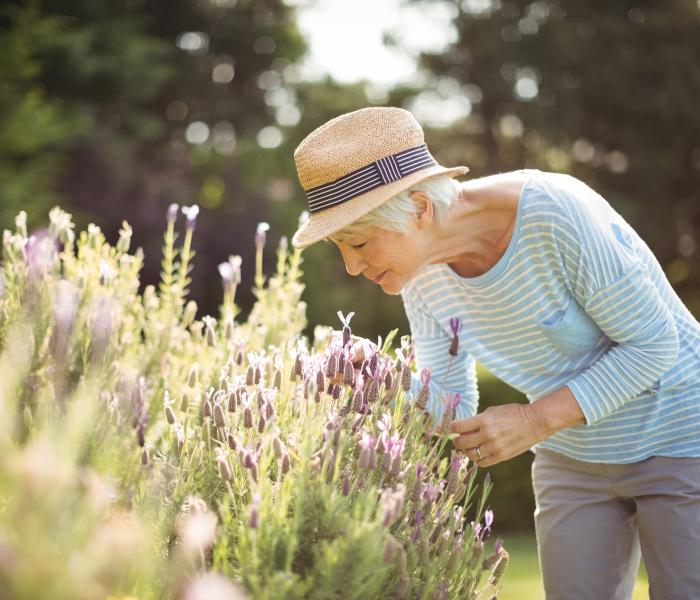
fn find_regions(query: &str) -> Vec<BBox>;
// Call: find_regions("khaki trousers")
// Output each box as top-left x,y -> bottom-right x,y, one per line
532,448 -> 700,600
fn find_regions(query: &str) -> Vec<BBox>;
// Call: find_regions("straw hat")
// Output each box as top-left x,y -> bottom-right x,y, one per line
291,106 -> 469,249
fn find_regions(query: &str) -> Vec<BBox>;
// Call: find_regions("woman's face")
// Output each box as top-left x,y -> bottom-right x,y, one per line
333,226 -> 424,295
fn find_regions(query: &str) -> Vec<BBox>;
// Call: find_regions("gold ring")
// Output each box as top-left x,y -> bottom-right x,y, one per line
475,445 -> 482,460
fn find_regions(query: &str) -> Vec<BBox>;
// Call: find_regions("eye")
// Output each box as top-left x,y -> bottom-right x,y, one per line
351,241 -> 367,249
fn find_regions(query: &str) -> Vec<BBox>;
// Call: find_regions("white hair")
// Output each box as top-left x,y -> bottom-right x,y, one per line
328,174 -> 462,243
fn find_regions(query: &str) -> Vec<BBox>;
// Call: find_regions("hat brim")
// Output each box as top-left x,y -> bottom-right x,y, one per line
291,164 -> 469,250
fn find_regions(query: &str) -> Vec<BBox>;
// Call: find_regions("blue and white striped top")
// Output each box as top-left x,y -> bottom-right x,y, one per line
402,169 -> 700,463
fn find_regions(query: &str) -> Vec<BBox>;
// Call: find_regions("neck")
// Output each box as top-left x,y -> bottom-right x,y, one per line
422,173 -> 525,277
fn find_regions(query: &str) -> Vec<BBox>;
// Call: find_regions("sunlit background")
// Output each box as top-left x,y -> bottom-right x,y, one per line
1,2 -> 698,593
3,0 -> 698,336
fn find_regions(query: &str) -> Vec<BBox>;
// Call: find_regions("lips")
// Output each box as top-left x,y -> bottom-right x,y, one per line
372,271 -> 387,283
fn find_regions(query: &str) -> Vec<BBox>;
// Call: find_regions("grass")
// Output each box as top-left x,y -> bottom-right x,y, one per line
497,533 -> 649,600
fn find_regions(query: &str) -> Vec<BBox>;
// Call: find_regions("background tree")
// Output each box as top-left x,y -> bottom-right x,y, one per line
394,0 -> 700,313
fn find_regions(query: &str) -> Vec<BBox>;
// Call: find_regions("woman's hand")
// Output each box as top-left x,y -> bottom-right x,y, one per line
450,403 -> 550,467
328,332 -> 379,385
450,386 -> 586,467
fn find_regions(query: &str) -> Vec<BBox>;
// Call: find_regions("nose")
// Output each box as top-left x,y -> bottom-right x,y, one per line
338,245 -> 366,277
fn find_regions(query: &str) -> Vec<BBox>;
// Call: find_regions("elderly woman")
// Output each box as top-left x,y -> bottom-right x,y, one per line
290,106 -> 700,599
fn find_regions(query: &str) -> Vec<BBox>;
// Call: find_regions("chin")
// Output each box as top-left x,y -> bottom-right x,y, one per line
380,277 -> 403,296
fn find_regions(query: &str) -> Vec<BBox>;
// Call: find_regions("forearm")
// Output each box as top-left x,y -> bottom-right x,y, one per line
529,385 -> 586,438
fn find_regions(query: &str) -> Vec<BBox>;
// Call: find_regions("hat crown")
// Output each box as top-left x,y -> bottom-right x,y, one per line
293,107 -> 425,191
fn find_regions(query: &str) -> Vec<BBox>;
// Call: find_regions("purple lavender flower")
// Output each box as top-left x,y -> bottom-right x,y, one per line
216,449 -> 232,482
243,405 -> 253,429
181,205 -> 200,230
325,351 -> 338,379
365,378 -> 379,404
383,369 -> 393,390
227,390 -> 237,413
449,317 -> 462,357
395,347 -> 414,391
368,351 -> 378,374
255,222 -> 270,251
343,349 -> 355,386
352,389 -> 363,413
416,368 -> 431,410
49,279 -> 79,360
248,493 -> 261,529
137,422 -> 145,447
87,294 -> 115,363
358,432 -> 376,469
280,452 -> 290,475
482,509 -> 494,539
211,400 -> 225,427
440,392 -> 460,433
411,510 -> 423,542
164,391 -> 177,425
337,311 -> 355,348
447,452 -> 465,496
411,468 -> 424,503
25,230 -> 59,282
167,203 -> 179,224
218,254 -> 242,293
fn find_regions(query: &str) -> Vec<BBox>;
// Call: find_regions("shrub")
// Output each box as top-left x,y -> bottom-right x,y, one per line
0,206 -> 509,599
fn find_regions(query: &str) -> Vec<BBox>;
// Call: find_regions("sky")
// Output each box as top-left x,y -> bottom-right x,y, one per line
293,0 -> 457,91
289,0 -> 474,126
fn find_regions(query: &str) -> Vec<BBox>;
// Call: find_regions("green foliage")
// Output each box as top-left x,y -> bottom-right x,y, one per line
0,207 -> 511,599
0,3 -> 85,225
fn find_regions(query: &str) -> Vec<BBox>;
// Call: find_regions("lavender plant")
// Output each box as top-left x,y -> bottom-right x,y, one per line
0,205 -> 508,599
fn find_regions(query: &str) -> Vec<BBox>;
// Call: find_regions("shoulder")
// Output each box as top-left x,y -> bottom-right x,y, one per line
524,171 -> 612,224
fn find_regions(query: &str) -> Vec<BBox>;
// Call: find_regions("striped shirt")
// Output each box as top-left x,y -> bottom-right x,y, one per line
402,169 -> 700,463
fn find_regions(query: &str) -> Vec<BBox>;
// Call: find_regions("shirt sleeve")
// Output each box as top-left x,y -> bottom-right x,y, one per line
401,284 -> 479,426
546,174 -> 680,425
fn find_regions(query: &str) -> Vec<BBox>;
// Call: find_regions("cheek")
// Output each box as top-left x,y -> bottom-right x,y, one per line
388,254 -> 415,274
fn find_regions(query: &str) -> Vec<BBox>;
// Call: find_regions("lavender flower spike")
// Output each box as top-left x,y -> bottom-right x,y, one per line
218,255 -> 242,293
482,509 -> 494,539
181,204 -> 200,230
255,222 -> 270,251
248,493 -> 261,529
167,203 -> 179,224
337,311 -> 355,347
449,317 -> 462,356
440,392 -> 460,434
416,368 -> 430,411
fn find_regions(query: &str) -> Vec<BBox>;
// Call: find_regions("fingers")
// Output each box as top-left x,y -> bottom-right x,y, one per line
464,445 -> 484,464
450,415 -> 482,435
453,431 -> 485,452
349,339 -> 374,365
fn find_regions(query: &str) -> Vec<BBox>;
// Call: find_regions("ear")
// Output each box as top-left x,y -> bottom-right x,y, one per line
410,190 -> 434,230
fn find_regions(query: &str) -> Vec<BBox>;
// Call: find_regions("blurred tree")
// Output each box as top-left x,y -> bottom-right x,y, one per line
394,0 -> 700,314
0,3 -> 86,226
0,0 -> 310,319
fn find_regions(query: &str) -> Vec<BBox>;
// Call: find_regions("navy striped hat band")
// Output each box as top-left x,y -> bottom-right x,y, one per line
305,144 -> 437,214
